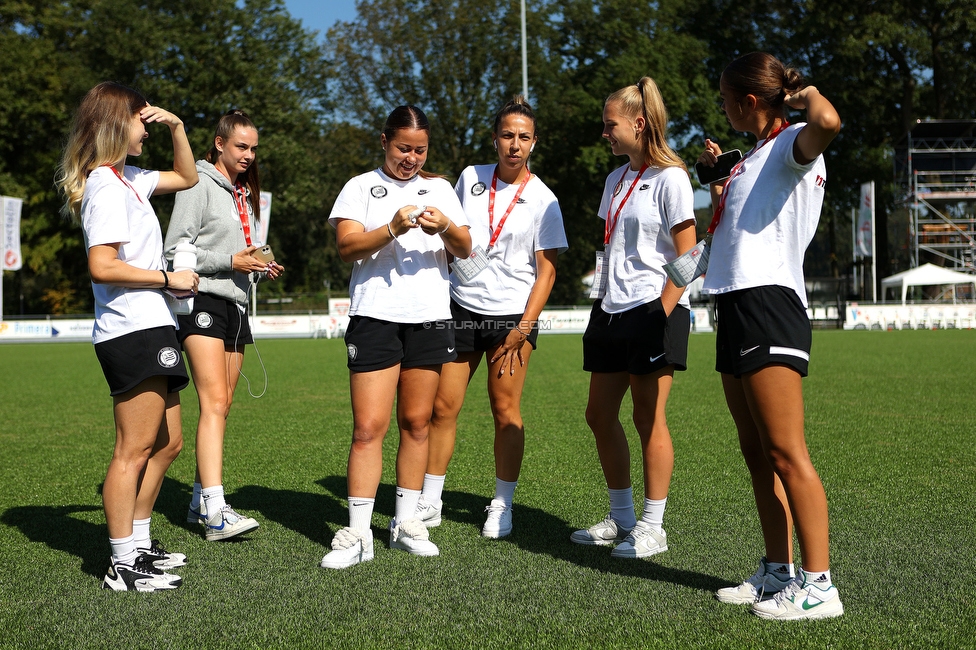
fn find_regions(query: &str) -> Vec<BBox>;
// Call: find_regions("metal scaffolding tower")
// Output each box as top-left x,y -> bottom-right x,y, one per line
895,120 -> 976,271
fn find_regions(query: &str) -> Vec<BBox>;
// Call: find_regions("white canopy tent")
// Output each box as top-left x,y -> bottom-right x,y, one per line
880,263 -> 976,304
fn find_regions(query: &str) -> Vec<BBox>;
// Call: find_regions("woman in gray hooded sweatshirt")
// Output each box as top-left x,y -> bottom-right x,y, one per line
165,109 -> 282,541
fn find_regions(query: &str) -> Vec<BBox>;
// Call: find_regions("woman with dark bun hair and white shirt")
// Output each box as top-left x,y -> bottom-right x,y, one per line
321,105 -> 471,569
415,95 -> 567,539
698,51 -> 843,620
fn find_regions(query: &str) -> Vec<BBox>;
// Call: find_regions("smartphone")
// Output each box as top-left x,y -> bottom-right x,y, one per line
695,149 -> 742,186
252,245 -> 275,263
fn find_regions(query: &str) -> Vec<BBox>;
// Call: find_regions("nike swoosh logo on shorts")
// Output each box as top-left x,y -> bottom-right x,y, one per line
739,345 -> 761,356
447,347 -> 455,354
649,353 -> 666,363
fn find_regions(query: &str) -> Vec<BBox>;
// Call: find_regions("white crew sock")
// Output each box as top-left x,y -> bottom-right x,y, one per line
767,559 -> 795,580
641,497 -> 667,533
202,485 -> 226,519
132,517 -> 152,550
394,486 -> 421,526
608,487 -> 637,529
348,497 -> 375,533
421,473 -> 446,506
190,482 -> 203,510
110,534 -> 138,565
493,477 -> 518,508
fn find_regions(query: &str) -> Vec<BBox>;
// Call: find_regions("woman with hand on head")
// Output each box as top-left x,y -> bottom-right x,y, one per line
56,82 -> 199,591
698,52 -> 843,620
321,105 -> 471,569
165,109 -> 282,542
415,96 -> 567,538
571,77 -> 696,560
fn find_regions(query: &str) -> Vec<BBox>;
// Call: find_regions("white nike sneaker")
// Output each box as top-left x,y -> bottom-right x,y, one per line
481,499 -> 512,539
716,557 -> 795,604
751,571 -> 844,620
389,517 -> 439,556
610,521 -> 667,558
570,514 -> 632,546
415,496 -> 442,528
320,527 -> 374,569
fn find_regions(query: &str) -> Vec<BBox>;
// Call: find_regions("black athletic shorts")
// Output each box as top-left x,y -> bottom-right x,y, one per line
344,315 -> 456,372
582,298 -> 690,375
451,299 -> 539,353
177,292 -> 253,349
714,285 -> 812,377
94,325 -> 190,396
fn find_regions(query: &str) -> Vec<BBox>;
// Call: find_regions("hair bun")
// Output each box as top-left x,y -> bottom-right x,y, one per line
783,67 -> 805,95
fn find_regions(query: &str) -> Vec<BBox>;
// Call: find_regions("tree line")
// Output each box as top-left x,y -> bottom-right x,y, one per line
1,0 -> 973,314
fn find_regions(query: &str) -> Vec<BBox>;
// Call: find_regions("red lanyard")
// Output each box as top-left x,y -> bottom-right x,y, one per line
708,122 -> 791,234
234,182 -> 252,246
102,165 -> 143,204
487,167 -> 532,251
604,164 -> 648,245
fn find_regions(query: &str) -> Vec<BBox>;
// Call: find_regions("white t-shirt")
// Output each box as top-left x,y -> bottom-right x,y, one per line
329,168 -> 469,323
81,165 -> 176,344
451,165 -> 568,316
701,124 -> 825,307
597,164 -> 696,314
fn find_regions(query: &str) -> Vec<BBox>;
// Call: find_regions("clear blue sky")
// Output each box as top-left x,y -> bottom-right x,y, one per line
283,0 -> 358,39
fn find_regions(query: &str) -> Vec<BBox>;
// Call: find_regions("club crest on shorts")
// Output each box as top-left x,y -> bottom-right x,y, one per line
370,185 -> 388,198
157,347 -> 180,368
346,344 -> 358,361
471,182 -> 486,196
195,312 -> 214,329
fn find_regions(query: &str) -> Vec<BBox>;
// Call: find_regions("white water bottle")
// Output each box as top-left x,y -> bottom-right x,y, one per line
171,242 -> 197,315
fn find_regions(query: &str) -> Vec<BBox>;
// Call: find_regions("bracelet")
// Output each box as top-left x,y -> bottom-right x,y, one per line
161,270 -> 169,289
514,325 -> 529,337
387,222 -> 396,239
437,222 -> 450,235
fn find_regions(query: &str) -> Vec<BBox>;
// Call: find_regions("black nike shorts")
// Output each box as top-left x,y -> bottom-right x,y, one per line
344,315 -> 456,372
582,298 -> 690,375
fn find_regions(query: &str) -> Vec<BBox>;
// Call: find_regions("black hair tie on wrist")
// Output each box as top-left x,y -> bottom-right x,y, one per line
161,270 -> 169,289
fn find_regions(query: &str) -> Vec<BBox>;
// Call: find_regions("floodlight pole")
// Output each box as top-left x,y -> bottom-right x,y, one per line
521,0 -> 528,99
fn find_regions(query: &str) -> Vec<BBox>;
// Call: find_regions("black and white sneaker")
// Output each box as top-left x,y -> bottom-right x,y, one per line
136,539 -> 187,570
102,555 -> 182,592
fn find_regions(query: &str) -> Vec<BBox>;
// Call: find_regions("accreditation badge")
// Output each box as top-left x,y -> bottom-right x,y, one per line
450,244 -> 490,284
663,238 -> 710,288
588,250 -> 608,300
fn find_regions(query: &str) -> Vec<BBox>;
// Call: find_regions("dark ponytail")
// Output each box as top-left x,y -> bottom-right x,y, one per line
722,52 -> 806,109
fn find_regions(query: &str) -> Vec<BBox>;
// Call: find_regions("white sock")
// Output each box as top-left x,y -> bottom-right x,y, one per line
768,560 -> 795,580
803,568 -> 832,588
608,487 -> 637,529
394,486 -> 421,526
348,497 -> 375,533
132,517 -> 151,550
202,485 -> 226,518
493,477 -> 517,508
641,498 -> 667,533
421,473 -> 446,506
110,534 -> 138,565
190,482 -> 203,510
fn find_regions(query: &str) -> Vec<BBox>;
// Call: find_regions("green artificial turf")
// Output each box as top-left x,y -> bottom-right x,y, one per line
0,331 -> 974,648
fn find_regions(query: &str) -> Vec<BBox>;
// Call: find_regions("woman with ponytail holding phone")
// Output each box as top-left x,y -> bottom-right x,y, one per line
572,78 -> 696,560
698,52 -> 843,620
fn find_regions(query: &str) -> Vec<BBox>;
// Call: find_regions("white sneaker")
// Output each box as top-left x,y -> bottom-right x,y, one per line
415,496 -> 442,528
204,504 -> 260,541
186,500 -> 206,525
716,557 -> 795,604
320,527 -> 374,569
481,499 -> 512,539
570,514 -> 632,546
751,571 -> 844,620
389,517 -> 439,556
610,521 -> 667,558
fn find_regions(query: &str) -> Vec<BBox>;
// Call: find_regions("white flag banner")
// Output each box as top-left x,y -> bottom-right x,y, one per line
258,191 -> 272,247
2,196 -> 23,271
856,182 -> 874,259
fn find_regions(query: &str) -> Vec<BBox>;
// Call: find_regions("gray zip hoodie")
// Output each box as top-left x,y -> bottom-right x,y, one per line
164,160 -> 263,305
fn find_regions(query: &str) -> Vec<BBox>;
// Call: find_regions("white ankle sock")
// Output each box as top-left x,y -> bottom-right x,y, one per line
608,487 -> 637,529
421,473 -> 446,505
803,568 -> 832,587
493,478 -> 517,508
348,497 -> 375,532
394,487 -> 421,526
132,517 -> 151,550
768,560 -> 795,579
110,534 -> 137,565
202,485 -> 226,517
190,482 -> 203,510
641,498 -> 667,532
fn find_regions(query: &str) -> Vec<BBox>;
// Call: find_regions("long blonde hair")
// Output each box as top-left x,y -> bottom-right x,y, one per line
56,82 -> 148,221
606,77 -> 686,171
